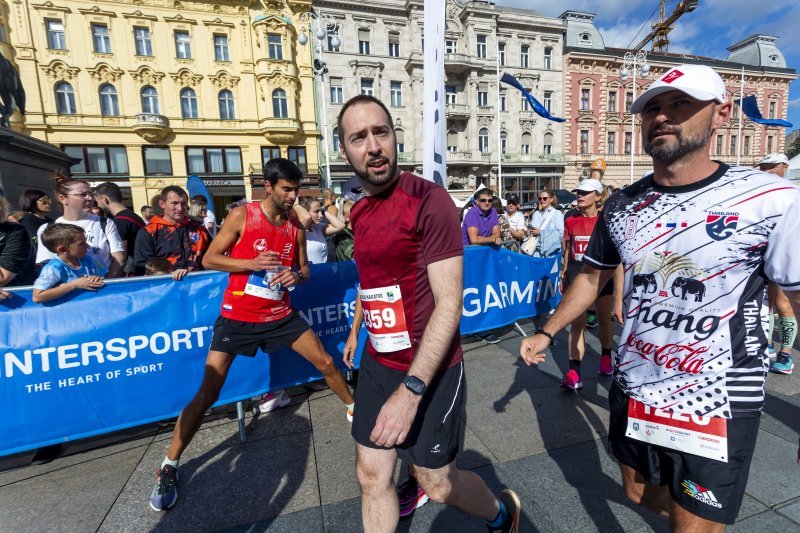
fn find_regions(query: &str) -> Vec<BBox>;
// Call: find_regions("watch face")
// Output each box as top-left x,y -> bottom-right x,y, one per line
404,376 -> 425,395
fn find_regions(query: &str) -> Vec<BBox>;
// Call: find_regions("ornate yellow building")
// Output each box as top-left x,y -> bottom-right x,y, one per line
1,0 -> 322,212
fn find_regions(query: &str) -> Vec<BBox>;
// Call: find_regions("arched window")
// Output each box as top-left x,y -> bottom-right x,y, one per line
521,132 -> 532,154
55,81 -> 76,114
272,88 -> 288,118
396,129 -> 405,153
543,132 -> 554,155
218,89 -> 236,120
140,86 -> 160,114
180,87 -> 198,119
99,83 -> 119,116
332,127 -> 339,152
500,131 -> 508,154
478,127 -> 489,153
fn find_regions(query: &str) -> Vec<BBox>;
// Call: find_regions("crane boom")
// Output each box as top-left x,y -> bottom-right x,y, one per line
633,0 -> 699,53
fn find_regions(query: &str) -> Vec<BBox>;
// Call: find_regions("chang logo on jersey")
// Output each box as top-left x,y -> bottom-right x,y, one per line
681,480 -> 722,508
705,211 -> 739,241
253,239 -> 268,253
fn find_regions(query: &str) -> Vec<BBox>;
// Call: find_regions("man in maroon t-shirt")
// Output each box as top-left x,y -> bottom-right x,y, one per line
339,95 -> 523,533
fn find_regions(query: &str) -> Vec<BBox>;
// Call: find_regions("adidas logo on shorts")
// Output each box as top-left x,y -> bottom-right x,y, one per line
681,480 -> 722,508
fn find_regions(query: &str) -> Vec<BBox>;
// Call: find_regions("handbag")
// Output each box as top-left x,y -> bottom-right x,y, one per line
521,209 -> 556,256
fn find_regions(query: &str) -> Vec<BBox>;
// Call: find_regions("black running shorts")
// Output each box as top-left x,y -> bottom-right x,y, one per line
352,352 -> 465,469
565,262 -> 613,297
608,382 -> 760,524
209,312 -> 310,357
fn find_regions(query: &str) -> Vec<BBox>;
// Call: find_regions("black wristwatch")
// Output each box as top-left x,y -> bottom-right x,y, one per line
535,328 -> 554,346
402,375 -> 427,396
295,271 -> 304,283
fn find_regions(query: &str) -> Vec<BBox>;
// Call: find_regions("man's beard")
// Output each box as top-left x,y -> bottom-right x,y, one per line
351,156 -> 398,187
644,122 -> 714,165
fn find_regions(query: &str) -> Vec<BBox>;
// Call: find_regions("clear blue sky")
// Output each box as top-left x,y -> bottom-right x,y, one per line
496,0 -> 800,137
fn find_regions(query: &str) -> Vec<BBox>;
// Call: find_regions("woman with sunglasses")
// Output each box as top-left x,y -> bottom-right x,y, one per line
529,190 -> 564,258
34,174 -> 125,278
560,179 -> 615,390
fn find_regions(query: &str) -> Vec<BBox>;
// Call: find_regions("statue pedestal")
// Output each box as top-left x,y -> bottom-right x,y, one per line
0,128 -> 76,203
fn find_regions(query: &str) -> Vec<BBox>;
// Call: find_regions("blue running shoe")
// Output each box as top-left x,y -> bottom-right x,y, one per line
149,464 -> 178,511
770,352 -> 794,375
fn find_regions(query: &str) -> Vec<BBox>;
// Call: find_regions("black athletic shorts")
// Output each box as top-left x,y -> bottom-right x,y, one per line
352,351 -> 465,469
209,312 -> 310,357
565,262 -> 613,297
608,382 -> 760,524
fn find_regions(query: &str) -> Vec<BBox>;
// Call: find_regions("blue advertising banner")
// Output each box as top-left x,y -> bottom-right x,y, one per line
460,246 -> 561,334
0,249 -> 560,456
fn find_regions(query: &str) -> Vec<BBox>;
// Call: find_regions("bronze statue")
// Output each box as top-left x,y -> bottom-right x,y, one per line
0,52 -> 26,128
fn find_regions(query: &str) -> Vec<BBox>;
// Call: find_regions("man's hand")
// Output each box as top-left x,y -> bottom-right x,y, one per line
531,227 -> 541,237
270,269 -> 300,289
172,268 -> 189,281
370,386 -> 421,447
248,252 -> 283,272
612,298 -> 625,325
494,237 -> 502,246
343,333 -> 358,369
520,334 -> 549,366
0,289 -> 11,301
73,276 -> 105,291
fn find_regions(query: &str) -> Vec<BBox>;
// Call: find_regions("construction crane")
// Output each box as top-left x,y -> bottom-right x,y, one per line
633,0 -> 699,54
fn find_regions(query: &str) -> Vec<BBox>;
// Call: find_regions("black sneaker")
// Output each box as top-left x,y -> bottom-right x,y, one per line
478,332 -> 501,344
149,464 -> 179,511
488,489 -> 521,533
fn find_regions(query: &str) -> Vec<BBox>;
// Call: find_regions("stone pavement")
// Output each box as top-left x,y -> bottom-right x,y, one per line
1,321 -> 798,532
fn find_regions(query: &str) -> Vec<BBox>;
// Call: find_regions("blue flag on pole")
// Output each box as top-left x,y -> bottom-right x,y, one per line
500,72 -> 566,123
735,95 -> 792,128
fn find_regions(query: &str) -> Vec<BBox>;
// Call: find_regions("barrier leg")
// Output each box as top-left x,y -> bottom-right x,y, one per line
236,401 -> 247,443
514,321 -> 528,337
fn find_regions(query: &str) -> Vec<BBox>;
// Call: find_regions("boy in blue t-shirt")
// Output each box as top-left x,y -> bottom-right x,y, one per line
33,223 -> 107,303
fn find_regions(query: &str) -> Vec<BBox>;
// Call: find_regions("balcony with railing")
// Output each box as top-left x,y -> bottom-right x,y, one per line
445,103 -> 470,118
132,113 -> 172,142
477,105 -> 494,115
444,53 -> 475,73
502,152 -> 565,164
259,117 -> 302,144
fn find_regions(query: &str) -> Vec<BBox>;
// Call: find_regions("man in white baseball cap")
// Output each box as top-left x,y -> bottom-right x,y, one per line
521,61 -> 800,530
758,153 -> 789,177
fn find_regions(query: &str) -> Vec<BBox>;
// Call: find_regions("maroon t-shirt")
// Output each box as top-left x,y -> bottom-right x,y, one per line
351,172 -> 464,372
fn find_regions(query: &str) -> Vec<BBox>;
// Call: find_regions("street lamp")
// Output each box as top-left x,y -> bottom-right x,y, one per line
297,11 -> 340,189
619,50 -> 650,184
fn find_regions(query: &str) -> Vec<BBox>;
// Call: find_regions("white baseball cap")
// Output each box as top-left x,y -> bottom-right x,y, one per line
630,64 -> 728,114
572,178 -> 604,194
758,153 -> 789,165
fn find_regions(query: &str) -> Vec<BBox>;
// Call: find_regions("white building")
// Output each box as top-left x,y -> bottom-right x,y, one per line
313,0 -> 565,202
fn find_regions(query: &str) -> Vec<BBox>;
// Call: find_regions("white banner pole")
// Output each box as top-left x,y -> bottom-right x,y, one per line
422,1 -> 447,187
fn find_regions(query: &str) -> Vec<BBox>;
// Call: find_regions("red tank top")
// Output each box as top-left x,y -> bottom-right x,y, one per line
220,202 -> 301,323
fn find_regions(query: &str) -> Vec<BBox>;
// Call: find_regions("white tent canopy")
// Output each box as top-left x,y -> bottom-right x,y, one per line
788,153 -> 800,183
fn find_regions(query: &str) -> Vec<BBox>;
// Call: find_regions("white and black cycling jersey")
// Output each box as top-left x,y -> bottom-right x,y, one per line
584,163 -> 800,419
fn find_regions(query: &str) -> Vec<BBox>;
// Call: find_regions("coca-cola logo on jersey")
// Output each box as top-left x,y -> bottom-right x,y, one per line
625,331 -> 707,374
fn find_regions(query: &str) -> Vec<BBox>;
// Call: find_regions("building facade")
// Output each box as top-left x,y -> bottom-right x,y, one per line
2,0 -> 323,213
561,11 -> 797,190
314,0 -> 566,204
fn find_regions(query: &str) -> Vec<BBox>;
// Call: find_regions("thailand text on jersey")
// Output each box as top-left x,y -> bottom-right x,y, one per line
583,163 -> 800,418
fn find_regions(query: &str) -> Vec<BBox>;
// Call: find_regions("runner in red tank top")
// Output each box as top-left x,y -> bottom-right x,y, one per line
148,159 -> 354,512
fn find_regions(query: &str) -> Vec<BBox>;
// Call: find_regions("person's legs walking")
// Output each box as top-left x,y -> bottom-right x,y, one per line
290,329 -> 354,407
356,444 -> 400,533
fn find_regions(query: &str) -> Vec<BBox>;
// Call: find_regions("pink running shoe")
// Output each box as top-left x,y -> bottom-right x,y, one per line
561,369 -> 583,390
598,355 -> 613,376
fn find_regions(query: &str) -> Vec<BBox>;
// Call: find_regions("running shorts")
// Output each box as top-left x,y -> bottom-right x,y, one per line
352,352 -> 465,469
209,312 -> 309,357
608,382 -> 760,524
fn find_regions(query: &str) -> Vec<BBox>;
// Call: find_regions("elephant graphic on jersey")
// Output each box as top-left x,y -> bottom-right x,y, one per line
671,276 -> 706,302
632,273 -> 657,294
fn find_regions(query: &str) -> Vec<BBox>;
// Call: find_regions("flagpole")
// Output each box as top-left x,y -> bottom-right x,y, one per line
736,66 -> 744,166
496,36 -> 502,195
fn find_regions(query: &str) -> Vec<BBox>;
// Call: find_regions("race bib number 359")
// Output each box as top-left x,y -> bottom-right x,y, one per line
360,285 -> 412,353
626,398 -> 728,462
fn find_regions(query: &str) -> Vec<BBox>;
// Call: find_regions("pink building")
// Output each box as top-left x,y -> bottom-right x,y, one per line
560,12 -> 797,190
